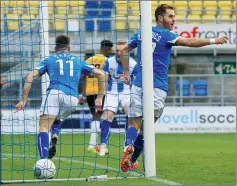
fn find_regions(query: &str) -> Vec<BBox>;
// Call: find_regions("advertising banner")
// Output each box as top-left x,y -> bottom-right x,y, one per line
174,24 -> 236,46
1,108 -> 127,134
155,107 -> 236,133
1,107 -> 235,134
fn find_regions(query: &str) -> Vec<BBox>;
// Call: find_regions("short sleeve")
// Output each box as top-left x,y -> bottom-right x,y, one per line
128,31 -> 140,49
81,60 -> 95,75
102,59 -> 109,74
165,31 -> 180,46
35,58 -> 49,75
86,57 -> 92,65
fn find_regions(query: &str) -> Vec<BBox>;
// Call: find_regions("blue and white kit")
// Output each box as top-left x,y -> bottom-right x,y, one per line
102,55 -> 138,113
128,26 -> 180,117
35,52 -> 94,119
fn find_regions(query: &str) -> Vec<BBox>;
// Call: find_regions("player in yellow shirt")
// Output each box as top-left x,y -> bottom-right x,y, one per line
80,40 -> 113,153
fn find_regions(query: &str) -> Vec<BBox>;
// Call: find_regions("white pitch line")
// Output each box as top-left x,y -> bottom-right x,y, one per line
3,153 -> 182,185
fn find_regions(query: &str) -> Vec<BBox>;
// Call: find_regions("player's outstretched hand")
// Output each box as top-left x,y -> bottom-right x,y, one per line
95,97 -> 103,112
215,36 -> 228,45
14,100 -> 26,113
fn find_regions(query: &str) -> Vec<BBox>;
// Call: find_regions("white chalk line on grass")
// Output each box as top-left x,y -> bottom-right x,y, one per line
2,153 -> 182,185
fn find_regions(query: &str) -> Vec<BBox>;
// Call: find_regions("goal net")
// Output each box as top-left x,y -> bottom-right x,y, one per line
0,0 -> 151,183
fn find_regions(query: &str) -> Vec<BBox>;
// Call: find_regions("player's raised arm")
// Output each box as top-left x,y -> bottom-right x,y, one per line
175,36 -> 228,47
78,74 -> 86,104
120,44 -> 130,74
15,70 -> 41,112
120,32 -> 139,80
90,69 -> 105,98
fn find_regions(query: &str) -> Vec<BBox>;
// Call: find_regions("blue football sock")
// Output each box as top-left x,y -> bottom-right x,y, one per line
124,117 -> 128,146
131,133 -> 144,163
126,126 -> 137,146
125,117 -> 128,131
51,121 -> 61,137
100,120 -> 112,145
38,132 -> 49,159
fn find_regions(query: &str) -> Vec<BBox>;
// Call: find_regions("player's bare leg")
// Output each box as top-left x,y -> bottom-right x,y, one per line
88,109 -> 102,154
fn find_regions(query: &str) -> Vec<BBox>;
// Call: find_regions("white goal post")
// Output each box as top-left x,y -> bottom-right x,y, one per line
39,1 -> 50,98
140,1 -> 156,177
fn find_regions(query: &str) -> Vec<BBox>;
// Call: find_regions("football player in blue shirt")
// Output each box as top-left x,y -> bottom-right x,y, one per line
15,35 -> 105,160
119,4 -> 228,172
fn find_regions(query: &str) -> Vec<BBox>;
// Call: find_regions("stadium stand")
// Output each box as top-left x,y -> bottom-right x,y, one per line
202,14 -> 217,23
1,0 -> 236,33
174,1 -> 188,16
218,1 -> 232,16
129,1 -> 140,16
203,1 -> 218,16
6,14 -> 19,32
115,17 -> 127,31
115,1 -> 128,16
70,1 -> 85,16
176,80 -> 190,96
189,1 -> 203,15
187,14 -> 202,24
193,80 -> 208,96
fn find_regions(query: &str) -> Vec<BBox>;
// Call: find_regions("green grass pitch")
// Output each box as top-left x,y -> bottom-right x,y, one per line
1,133 -> 235,185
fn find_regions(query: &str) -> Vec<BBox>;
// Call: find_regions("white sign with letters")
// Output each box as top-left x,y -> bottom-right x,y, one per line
155,106 -> 236,133
1,107 -> 236,134
173,24 -> 236,46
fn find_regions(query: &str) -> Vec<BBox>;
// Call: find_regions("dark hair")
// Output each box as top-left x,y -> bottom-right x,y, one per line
55,35 -> 70,50
100,40 -> 113,48
155,4 -> 175,22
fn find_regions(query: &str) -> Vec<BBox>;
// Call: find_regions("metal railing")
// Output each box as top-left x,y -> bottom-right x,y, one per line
166,74 -> 236,106
1,74 -> 236,107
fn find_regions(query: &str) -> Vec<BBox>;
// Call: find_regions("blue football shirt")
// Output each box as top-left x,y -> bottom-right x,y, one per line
35,52 -> 94,97
128,26 -> 179,92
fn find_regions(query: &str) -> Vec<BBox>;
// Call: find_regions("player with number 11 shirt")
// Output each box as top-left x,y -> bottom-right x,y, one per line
15,35 -> 106,160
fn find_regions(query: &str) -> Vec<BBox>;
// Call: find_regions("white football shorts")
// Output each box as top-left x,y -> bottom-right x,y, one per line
40,89 -> 78,120
103,92 -> 130,113
128,85 -> 167,118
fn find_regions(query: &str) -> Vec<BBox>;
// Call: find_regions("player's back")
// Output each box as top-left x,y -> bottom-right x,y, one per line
45,52 -> 85,97
85,54 -> 107,96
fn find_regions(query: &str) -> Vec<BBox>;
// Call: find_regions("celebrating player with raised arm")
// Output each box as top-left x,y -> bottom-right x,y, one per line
15,35 -> 105,160
119,4 -> 228,172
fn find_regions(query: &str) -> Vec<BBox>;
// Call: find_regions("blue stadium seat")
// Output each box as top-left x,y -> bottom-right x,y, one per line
193,80 -> 208,96
101,10 -> 112,17
85,1 -> 99,17
98,20 -> 111,31
176,80 -> 190,96
85,1 -> 99,8
85,20 -> 94,32
101,0 -> 114,9
101,0 -> 113,17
